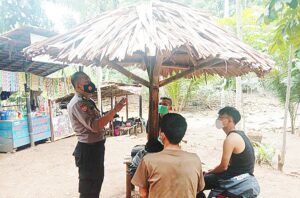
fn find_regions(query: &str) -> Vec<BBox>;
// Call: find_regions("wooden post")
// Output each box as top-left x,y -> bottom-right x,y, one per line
235,0 -> 244,131
111,96 -> 113,110
96,67 -> 102,112
48,100 -> 54,142
126,94 -> 129,121
279,45 -> 293,171
25,73 -> 35,147
139,95 -> 142,118
110,90 -> 114,135
147,56 -> 161,140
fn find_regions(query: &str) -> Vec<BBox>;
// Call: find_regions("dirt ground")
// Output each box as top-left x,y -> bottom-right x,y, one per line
0,93 -> 300,198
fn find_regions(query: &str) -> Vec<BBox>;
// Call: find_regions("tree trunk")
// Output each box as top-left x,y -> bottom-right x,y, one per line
288,103 -> 295,134
289,102 -> 299,135
224,0 -> 230,17
235,0 -> 244,130
180,79 -> 194,112
221,78 -> 227,107
278,45 -> 293,171
296,102 -> 300,137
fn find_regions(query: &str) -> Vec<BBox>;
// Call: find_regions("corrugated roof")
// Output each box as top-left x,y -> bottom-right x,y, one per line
0,26 -> 68,76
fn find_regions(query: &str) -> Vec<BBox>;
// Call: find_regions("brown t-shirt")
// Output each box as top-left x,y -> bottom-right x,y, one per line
132,149 -> 205,198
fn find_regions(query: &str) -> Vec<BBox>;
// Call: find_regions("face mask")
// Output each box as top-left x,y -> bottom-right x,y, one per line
157,135 -> 164,145
83,82 -> 96,94
215,119 -> 224,129
158,105 -> 169,115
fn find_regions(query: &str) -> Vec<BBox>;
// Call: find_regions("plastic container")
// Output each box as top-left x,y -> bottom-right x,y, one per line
0,111 -> 8,120
114,127 -> 120,136
6,110 -> 17,120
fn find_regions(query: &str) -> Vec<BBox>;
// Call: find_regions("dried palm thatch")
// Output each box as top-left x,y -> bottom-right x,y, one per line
24,0 -> 273,79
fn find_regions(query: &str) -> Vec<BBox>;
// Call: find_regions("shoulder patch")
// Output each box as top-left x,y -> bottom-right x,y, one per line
79,103 -> 88,112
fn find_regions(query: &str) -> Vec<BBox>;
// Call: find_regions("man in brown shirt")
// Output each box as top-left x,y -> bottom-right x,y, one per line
67,71 -> 126,198
132,113 -> 205,198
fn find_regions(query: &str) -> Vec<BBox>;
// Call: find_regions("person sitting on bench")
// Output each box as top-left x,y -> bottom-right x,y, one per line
132,113 -> 205,198
197,106 -> 259,198
146,97 -> 173,135
128,97 -> 172,176
128,138 -> 163,176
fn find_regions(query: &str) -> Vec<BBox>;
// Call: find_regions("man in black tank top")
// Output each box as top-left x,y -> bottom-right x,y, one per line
197,107 -> 256,198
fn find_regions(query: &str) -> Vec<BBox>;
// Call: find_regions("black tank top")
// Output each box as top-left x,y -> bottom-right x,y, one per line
219,131 -> 255,179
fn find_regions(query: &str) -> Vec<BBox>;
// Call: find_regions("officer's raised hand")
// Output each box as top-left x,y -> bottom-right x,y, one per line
115,98 -> 127,112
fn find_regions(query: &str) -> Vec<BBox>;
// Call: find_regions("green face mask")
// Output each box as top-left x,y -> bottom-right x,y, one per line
158,105 -> 169,115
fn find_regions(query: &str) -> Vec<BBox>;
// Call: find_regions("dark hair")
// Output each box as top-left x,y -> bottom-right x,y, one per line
160,97 -> 172,106
145,138 -> 164,153
71,71 -> 88,88
161,113 -> 187,144
218,106 -> 241,124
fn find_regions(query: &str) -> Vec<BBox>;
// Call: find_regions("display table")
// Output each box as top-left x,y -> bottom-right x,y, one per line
0,115 -> 51,152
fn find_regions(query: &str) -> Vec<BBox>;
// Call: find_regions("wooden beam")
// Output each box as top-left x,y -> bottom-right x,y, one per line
161,64 -> 190,69
159,59 -> 224,87
108,62 -> 150,88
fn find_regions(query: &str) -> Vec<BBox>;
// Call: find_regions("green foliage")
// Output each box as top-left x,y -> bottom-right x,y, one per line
253,142 -> 276,166
267,70 -> 286,103
263,0 -> 300,51
266,62 -> 300,133
218,7 -> 274,52
267,63 -> 300,104
0,0 -> 51,33
263,0 -> 300,135
7,92 -> 26,105
164,75 -> 217,112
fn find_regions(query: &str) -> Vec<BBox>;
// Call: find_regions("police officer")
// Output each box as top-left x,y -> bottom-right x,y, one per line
67,71 -> 127,198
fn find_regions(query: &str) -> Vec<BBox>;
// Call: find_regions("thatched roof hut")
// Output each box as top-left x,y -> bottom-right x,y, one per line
24,1 -> 272,78
24,0 -> 274,139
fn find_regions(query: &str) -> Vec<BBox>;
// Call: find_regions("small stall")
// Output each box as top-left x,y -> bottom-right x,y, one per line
0,26 -> 68,152
0,77 -> 52,152
100,82 -> 144,136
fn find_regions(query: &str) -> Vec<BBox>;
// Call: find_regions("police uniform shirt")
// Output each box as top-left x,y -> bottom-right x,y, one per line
67,92 -> 105,143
